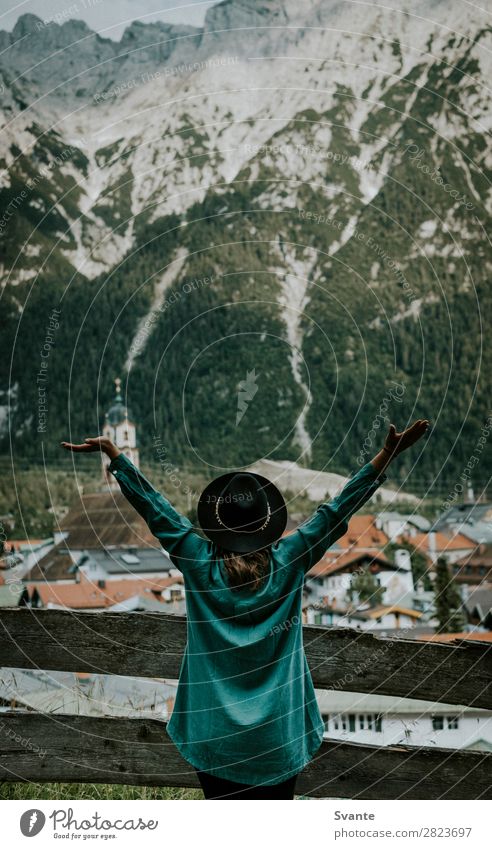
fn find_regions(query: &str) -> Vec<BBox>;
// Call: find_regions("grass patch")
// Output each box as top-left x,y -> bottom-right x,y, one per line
0,782 -> 202,800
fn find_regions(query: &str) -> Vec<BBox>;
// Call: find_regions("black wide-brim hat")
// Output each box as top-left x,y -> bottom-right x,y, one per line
197,471 -> 287,554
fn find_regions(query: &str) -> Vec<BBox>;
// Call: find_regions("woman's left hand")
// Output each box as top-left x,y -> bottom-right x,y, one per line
61,436 -> 120,460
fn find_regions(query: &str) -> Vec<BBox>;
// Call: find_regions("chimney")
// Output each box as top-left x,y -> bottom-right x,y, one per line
428,531 -> 437,564
394,549 -> 412,571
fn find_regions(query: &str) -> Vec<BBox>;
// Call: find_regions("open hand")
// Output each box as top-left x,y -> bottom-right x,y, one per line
384,420 -> 429,458
61,436 -> 120,460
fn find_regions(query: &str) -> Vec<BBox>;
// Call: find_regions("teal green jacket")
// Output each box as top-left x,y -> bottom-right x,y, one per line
109,453 -> 386,785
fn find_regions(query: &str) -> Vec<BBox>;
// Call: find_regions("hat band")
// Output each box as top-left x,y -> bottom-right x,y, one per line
215,498 -> 271,534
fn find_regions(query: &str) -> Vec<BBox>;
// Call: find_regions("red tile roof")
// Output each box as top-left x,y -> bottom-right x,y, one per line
308,548 -> 391,578
283,514 -> 388,548
28,572 -> 183,610
332,515 -> 389,549
284,514 -> 390,577
417,631 -> 492,643
4,539 -> 45,548
401,530 -> 475,554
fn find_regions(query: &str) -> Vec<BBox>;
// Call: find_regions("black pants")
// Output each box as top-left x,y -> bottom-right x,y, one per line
196,769 -> 298,799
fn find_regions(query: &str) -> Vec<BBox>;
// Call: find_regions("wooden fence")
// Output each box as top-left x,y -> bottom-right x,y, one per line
0,609 -> 491,799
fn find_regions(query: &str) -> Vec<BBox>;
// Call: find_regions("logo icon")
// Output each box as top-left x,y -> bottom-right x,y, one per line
20,809 -> 46,837
236,369 -> 260,425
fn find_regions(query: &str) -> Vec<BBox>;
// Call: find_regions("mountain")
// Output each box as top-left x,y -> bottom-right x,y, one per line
1,0 -> 491,495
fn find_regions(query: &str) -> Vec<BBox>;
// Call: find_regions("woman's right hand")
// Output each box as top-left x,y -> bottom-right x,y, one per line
61,436 -> 121,460
383,420 -> 429,458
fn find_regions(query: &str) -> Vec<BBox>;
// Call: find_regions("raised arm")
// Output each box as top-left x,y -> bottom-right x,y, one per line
275,419 -> 429,573
61,436 -> 209,571
369,420 -> 429,474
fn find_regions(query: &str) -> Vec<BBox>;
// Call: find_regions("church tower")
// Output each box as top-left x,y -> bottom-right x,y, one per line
102,378 -> 139,485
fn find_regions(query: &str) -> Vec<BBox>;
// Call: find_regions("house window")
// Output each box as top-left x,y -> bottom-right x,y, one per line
357,714 -> 382,732
322,714 -> 330,732
348,714 -> 356,732
447,716 -> 459,729
432,716 -> 444,730
332,715 -> 348,731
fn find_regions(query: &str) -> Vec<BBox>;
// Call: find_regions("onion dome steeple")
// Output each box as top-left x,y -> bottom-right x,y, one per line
105,377 -> 133,427
101,376 -> 139,486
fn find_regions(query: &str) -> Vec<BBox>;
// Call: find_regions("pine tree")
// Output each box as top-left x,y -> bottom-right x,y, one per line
347,568 -> 385,607
433,557 -> 467,633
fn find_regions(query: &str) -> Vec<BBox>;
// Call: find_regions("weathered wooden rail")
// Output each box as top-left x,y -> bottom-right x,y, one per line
0,609 -> 491,799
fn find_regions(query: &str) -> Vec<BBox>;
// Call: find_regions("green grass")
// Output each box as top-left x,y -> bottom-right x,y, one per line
0,782 -> 202,800
0,782 -> 312,800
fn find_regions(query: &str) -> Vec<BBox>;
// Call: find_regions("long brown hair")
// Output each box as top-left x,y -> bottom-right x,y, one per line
221,547 -> 271,592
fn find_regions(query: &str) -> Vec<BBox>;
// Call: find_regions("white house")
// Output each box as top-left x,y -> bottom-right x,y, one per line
305,601 -> 423,632
403,530 -> 476,565
317,690 -> 492,751
306,549 -> 414,609
376,511 -> 430,541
